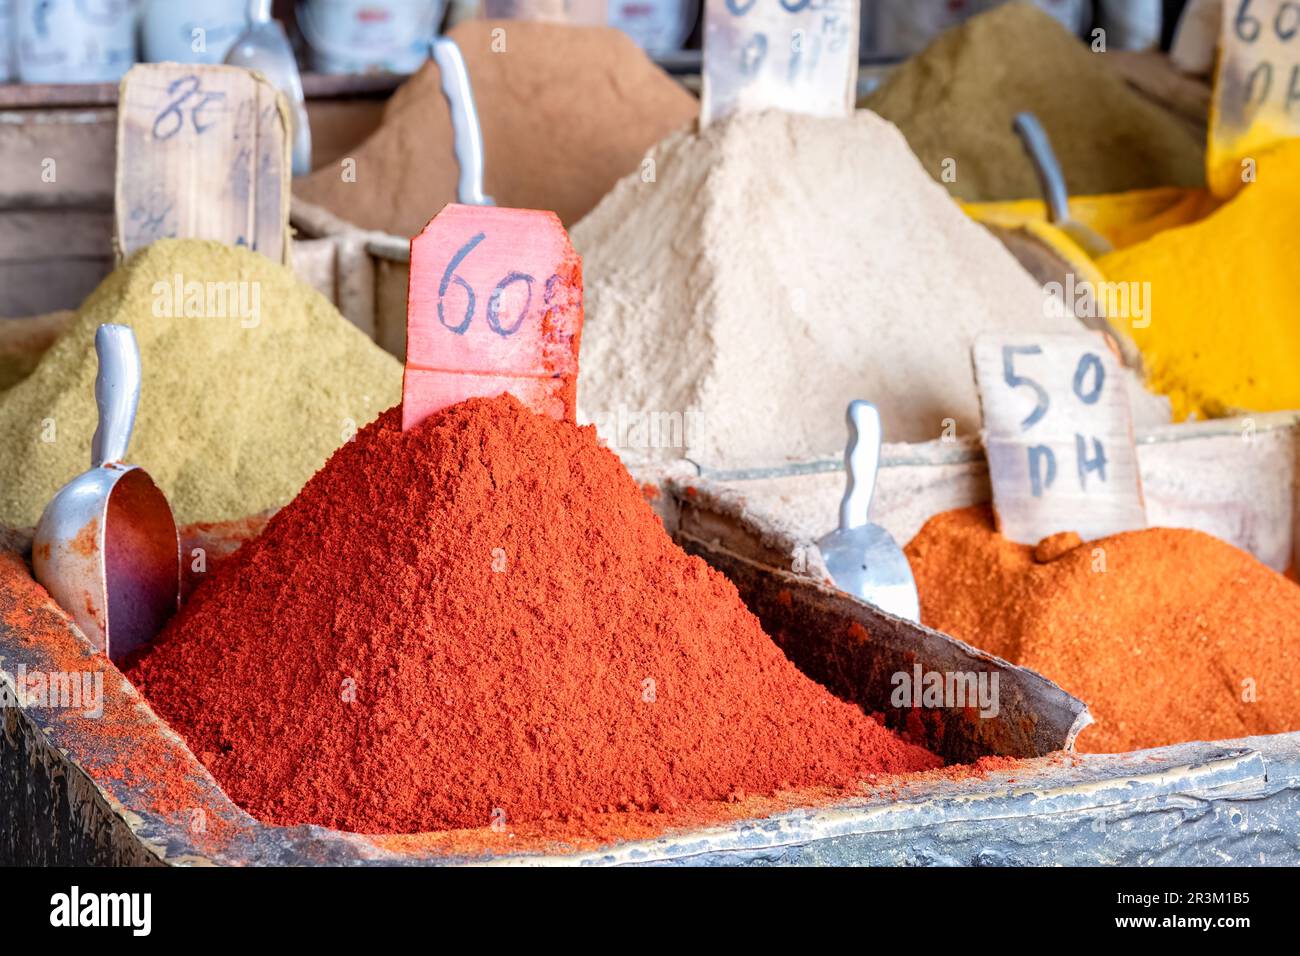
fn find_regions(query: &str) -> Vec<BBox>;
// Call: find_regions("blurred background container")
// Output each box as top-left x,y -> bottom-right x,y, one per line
297,0 -> 445,74
140,0 -> 247,64
0,1 -> 1191,83
15,0 -> 138,83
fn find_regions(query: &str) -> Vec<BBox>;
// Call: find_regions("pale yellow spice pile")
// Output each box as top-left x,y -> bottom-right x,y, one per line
0,240 -> 401,528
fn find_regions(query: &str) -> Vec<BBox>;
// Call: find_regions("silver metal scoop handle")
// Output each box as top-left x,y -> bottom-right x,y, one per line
432,37 -> 493,207
90,324 -> 141,468
838,400 -> 881,532
1012,112 -> 1069,225
228,0 -> 311,176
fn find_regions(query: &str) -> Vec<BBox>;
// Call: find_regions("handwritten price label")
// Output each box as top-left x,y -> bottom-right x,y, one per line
972,332 -> 1146,545
115,64 -> 290,263
1208,0 -> 1300,196
403,204 -> 583,431
701,0 -> 859,126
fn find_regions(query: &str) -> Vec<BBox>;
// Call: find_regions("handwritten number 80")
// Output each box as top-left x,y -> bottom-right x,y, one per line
438,232 -> 536,338
152,75 -> 225,141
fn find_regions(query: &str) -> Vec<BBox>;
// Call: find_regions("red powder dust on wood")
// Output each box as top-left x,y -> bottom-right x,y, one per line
127,396 -> 939,833
0,549 -> 249,857
905,505 -> 1300,753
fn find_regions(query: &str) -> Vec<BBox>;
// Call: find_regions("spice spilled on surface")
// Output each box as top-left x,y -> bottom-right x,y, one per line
0,548 -> 250,858
127,396 -> 939,834
905,505 -> 1300,753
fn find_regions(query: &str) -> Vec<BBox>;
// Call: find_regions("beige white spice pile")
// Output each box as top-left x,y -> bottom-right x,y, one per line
574,109 -> 1084,470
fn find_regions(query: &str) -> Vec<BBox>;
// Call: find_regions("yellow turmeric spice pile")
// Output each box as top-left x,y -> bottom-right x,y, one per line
1099,139 -> 1300,419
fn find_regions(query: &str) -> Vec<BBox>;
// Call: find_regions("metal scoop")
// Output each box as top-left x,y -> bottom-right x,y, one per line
816,401 -> 919,623
1012,111 -> 1147,371
1012,111 -> 1113,259
225,0 -> 312,176
33,325 -> 180,666
432,36 -> 493,206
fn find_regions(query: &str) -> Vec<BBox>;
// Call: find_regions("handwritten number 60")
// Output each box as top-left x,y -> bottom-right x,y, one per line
486,273 -> 533,337
437,233 -> 483,334
439,233 -> 537,339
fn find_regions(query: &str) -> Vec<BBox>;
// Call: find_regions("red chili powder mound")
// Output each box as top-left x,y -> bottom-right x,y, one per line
127,396 -> 938,833
904,505 -> 1300,753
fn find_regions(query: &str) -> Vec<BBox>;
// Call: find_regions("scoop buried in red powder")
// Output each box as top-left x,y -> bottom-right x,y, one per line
127,396 -> 939,833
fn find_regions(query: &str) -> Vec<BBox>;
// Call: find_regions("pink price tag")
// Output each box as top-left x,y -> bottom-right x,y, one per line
403,203 -> 583,432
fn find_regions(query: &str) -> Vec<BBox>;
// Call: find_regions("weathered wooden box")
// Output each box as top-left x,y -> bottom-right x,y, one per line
5,408 -> 1300,866
0,78 -> 395,333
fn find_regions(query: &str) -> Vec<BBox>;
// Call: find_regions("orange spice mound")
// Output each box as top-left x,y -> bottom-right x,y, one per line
904,506 -> 1300,753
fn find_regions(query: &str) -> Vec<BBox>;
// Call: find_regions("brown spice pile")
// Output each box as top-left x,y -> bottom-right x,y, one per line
295,20 -> 697,234
864,2 -> 1204,201
905,506 -> 1300,753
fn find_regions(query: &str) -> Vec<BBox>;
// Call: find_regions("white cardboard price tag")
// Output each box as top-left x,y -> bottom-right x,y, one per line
701,0 -> 859,127
114,64 -> 291,263
1208,0 -> 1300,196
972,332 -> 1146,545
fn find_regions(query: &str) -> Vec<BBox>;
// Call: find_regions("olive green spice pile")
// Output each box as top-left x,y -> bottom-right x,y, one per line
864,1 -> 1204,201
0,240 -> 401,528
